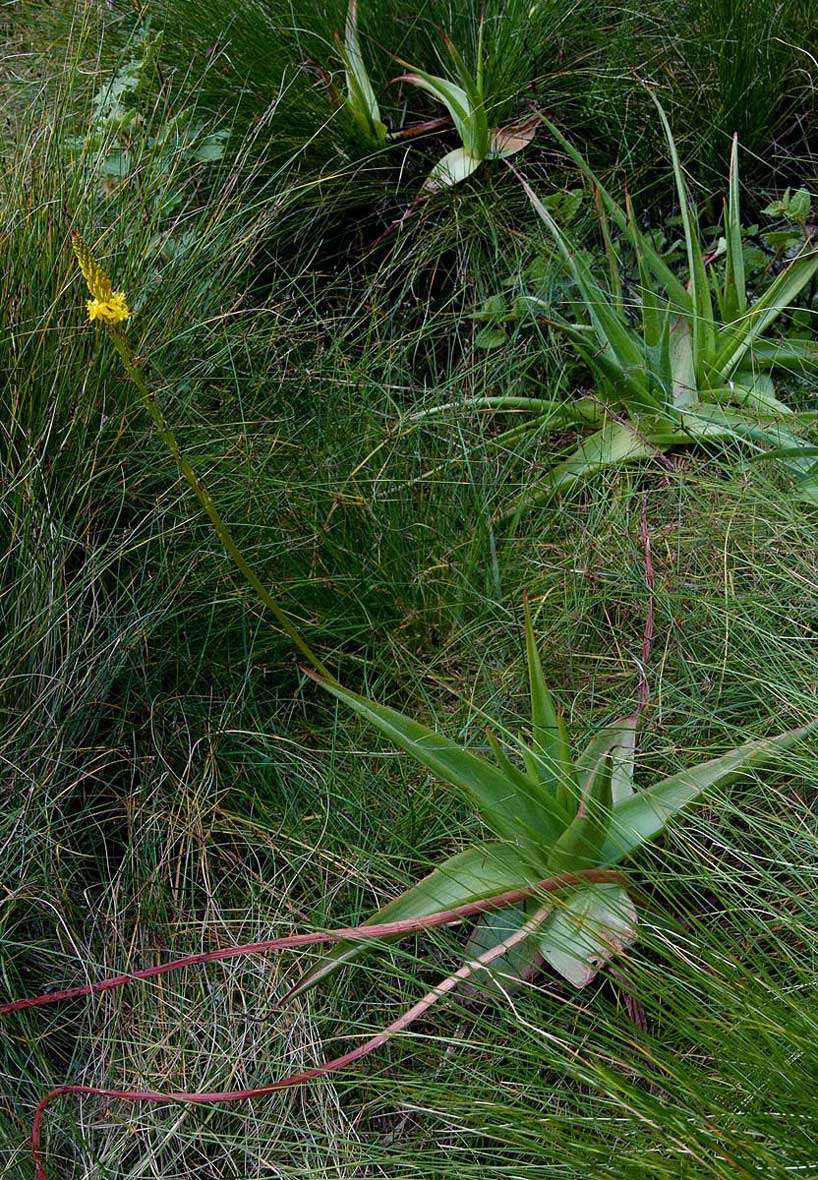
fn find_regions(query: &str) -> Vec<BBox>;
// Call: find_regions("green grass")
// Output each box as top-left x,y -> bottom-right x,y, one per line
2,5 -> 818,1179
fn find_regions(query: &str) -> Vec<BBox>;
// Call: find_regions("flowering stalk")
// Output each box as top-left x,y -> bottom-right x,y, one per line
70,233 -> 334,681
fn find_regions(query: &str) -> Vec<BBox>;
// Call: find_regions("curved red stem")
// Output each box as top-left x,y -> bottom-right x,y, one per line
4,869 -> 623,1179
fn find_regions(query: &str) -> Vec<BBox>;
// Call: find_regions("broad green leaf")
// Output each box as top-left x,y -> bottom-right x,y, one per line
395,69 -> 487,157
507,419 -> 684,512
284,841 -> 540,1000
474,325 -> 508,349
749,337 -> 818,370
537,884 -> 637,987
714,372 -> 792,416
523,597 -> 576,807
713,248 -> 818,377
311,674 -> 563,858
797,479 -> 818,506
342,0 -> 387,143
599,717 -> 818,864
576,715 -> 637,806
679,403 -> 815,469
546,754 -> 612,872
424,146 -> 482,191
722,134 -> 746,323
463,902 -> 542,995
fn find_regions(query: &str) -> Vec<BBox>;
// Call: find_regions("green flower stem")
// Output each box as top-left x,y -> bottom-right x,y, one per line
109,328 -> 335,683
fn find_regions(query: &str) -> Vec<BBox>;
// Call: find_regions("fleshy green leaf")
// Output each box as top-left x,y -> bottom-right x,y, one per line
713,248 -> 818,377
722,134 -> 746,323
523,596 -> 576,809
310,673 -> 563,858
463,902 -> 543,995
537,884 -> 637,987
541,117 -> 690,310
652,96 -> 715,381
341,0 -> 387,143
502,420 -> 684,516
395,70 -> 486,158
600,718 -> 818,864
576,715 -> 638,808
546,754 -> 613,872
669,315 -> 697,408
749,337 -> 818,371
519,172 -> 655,406
283,841 -> 540,1000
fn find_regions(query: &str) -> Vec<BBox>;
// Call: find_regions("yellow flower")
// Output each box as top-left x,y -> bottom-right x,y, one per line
86,292 -> 131,324
71,232 -> 131,324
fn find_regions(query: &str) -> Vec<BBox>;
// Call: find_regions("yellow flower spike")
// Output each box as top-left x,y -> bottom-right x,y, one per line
71,232 -> 131,324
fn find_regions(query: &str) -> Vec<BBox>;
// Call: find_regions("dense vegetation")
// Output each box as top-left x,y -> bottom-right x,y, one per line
2,1 -> 818,1176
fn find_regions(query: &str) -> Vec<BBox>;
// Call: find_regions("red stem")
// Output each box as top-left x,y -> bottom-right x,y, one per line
27,897 -> 559,1180
6,872 -> 624,1177
0,869 -> 621,1018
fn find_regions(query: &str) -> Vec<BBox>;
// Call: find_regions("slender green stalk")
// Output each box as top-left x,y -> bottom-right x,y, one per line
108,329 -> 335,681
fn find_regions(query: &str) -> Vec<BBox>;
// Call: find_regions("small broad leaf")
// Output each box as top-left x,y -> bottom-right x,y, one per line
600,717 -> 818,865
309,672 -> 564,860
284,841 -> 540,1000
787,188 -> 811,224
424,147 -> 482,191
538,884 -> 637,987
474,326 -> 508,349
463,902 -> 543,995
191,129 -> 229,162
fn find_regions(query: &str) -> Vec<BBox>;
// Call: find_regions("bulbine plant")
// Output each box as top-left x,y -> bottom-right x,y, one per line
392,21 -> 536,191
460,100 -> 818,521
287,606 -> 816,998
330,1 -> 535,186
6,233 -> 814,1179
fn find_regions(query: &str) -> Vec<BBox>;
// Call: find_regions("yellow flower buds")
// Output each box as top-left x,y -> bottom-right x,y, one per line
71,232 -> 131,325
